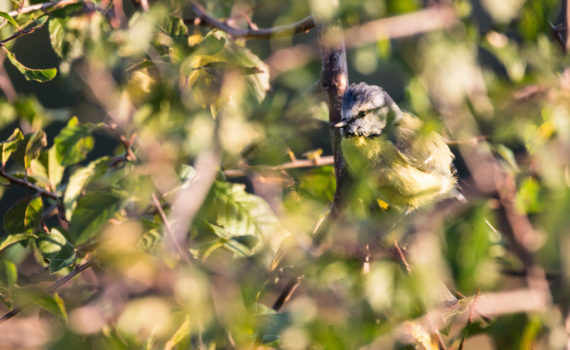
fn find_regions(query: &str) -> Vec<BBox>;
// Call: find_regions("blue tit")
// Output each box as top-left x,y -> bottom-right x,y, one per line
334,82 -> 458,211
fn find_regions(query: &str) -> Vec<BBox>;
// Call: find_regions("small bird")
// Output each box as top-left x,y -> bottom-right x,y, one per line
334,82 -> 458,211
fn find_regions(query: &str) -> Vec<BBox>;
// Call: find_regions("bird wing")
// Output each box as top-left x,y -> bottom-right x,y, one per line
389,112 -> 455,177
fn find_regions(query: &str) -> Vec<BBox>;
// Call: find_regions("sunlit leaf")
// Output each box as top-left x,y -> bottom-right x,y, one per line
18,288 -> 68,321
54,116 -> 96,166
1,128 -> 24,166
165,314 -> 191,350
63,157 -> 110,219
0,260 -> 17,288
13,130 -> 47,169
0,11 -> 20,30
68,191 -> 122,244
198,181 -> 289,258
0,232 -> 37,252
3,48 -> 57,82
3,196 -> 43,234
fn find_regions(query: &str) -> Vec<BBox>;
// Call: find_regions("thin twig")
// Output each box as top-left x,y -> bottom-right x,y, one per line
151,192 -> 191,263
7,0 -> 81,17
47,259 -> 94,293
458,289 -> 480,350
266,6 -> 456,78
0,259 -> 94,326
391,240 -> 412,275
189,2 -> 315,39
0,169 -> 59,200
223,155 -> 334,177
0,17 -> 46,45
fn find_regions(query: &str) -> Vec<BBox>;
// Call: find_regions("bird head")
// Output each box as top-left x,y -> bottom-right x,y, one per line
335,82 -> 402,137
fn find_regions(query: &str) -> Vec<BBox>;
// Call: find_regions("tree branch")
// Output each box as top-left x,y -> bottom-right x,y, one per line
223,155 -> 333,177
0,169 -> 60,200
7,0 -> 82,18
0,259 -> 94,326
318,24 -> 349,215
189,2 -> 315,39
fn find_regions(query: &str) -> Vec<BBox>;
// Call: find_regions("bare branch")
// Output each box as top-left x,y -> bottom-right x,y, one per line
166,149 -> 220,257
7,0 -> 82,18
0,259 -> 94,326
266,6 -> 457,78
0,169 -> 59,200
189,2 -> 315,39
342,6 -> 457,47
223,155 -> 333,177
152,192 -> 191,263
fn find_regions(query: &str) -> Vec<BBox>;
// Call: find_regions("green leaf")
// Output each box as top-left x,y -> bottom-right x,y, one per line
42,146 -> 65,189
165,315 -> 191,350
0,11 -> 20,30
48,17 -> 65,58
159,15 -> 188,41
0,260 -> 17,288
13,130 -> 47,169
3,48 -> 57,82
36,228 -> 76,272
1,128 -> 24,166
54,116 -> 96,166
198,181 -> 289,258
68,191 -> 122,244
63,157 -> 110,219
19,289 -> 68,321
0,232 -> 37,252
3,196 -> 43,234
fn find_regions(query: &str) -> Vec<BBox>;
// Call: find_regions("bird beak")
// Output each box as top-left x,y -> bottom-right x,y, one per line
333,121 -> 347,128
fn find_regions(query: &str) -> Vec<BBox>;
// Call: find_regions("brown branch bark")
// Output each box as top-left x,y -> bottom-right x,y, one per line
223,155 -> 334,177
0,169 -> 60,200
7,0 -> 81,17
318,25 -> 349,215
189,2 -> 315,39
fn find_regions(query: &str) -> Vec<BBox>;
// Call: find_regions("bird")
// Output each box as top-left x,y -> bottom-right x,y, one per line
334,82 -> 459,212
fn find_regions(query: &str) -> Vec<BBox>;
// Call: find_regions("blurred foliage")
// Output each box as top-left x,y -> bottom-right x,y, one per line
0,0 -> 568,349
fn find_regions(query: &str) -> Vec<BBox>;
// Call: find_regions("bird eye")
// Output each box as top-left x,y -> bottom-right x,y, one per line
357,111 -> 366,118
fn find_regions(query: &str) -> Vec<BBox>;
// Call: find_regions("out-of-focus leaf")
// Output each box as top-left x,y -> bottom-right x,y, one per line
298,166 -> 336,202
165,314 -> 191,350
48,2 -> 84,18
3,196 -> 43,234
159,15 -> 188,42
0,11 -> 20,29
3,48 -> 57,82
48,17 -> 65,58
495,144 -> 520,173
207,223 -> 258,257
63,157 -> 110,219
198,181 -> 289,258
515,177 -> 543,214
13,130 -> 47,169
18,289 -> 68,321
0,260 -> 17,288
0,233 -> 37,252
1,128 -> 24,166
54,116 -> 96,166
68,191 -> 122,244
